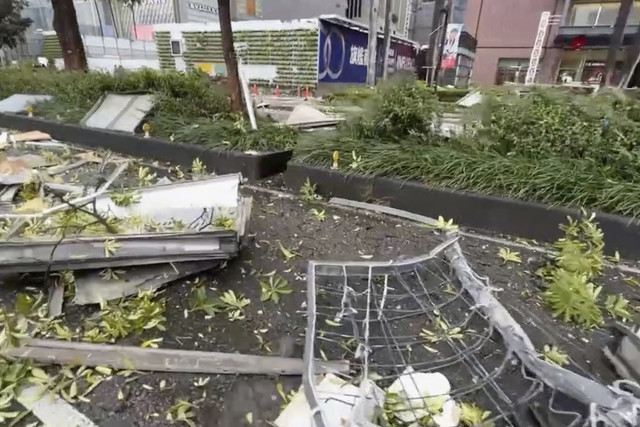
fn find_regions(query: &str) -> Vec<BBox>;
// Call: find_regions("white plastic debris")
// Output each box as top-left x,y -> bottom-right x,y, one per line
432,399 -> 461,427
276,374 -> 357,427
275,374 -> 385,427
387,367 -> 460,427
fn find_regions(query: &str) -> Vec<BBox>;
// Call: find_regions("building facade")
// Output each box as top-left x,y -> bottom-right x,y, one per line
260,0 -> 411,37
153,17 -> 416,88
462,0 -> 640,85
554,0 -> 640,85
463,0 -> 564,85
410,0 -> 468,46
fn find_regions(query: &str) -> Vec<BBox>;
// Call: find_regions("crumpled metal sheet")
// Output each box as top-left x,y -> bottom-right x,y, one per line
0,154 -> 47,185
304,235 -> 640,427
444,240 -> 640,426
92,173 -> 245,233
81,93 -> 155,133
73,261 -> 219,305
0,94 -> 52,113
0,231 -> 238,273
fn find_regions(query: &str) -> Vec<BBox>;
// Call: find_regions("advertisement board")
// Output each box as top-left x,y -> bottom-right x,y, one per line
176,0 -> 220,23
440,23 -> 462,70
318,20 -> 415,84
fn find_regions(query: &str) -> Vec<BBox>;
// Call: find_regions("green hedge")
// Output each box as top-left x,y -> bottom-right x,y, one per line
296,82 -> 640,218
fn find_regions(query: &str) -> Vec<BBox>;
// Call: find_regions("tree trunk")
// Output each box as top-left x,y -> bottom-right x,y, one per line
51,0 -> 87,70
603,0 -> 633,87
217,0 -> 243,113
366,0 -> 380,86
382,0 -> 393,80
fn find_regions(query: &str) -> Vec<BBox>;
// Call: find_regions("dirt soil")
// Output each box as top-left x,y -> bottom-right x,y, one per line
3,167 -> 640,426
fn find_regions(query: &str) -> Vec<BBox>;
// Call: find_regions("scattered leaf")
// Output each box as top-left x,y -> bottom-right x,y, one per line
498,248 -> 521,264
539,344 -> 569,366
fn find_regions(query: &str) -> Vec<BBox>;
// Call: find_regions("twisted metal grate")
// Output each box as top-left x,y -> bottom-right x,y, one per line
302,237 -> 640,427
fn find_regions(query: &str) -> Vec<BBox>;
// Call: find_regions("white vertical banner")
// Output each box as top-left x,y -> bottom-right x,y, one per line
525,11 -> 550,85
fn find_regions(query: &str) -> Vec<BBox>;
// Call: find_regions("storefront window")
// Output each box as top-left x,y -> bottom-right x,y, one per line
495,58 -> 534,85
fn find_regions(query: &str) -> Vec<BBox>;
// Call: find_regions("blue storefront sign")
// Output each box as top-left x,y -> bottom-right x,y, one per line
318,19 -> 416,84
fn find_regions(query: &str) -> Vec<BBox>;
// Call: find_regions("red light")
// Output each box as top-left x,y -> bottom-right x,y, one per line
570,35 -> 587,50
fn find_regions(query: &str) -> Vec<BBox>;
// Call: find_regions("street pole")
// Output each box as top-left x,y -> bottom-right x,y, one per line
432,0 -> 451,89
366,0 -> 380,86
382,0 -> 393,80
427,0 -> 444,85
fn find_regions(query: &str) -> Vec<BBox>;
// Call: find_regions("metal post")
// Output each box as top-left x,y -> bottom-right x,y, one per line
382,0 -> 393,80
561,0 -> 571,26
366,0 -> 380,86
432,0 -> 451,89
93,0 -> 104,38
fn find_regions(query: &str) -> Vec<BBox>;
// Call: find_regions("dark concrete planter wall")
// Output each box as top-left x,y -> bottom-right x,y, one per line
0,113 -> 292,181
285,163 -> 640,259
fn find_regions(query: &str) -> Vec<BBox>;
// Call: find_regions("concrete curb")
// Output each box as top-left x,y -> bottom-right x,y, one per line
0,113 -> 292,181
284,163 -> 640,258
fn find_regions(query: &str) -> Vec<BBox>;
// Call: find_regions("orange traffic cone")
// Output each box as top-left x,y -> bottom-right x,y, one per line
252,84 -> 258,95
275,85 -> 281,97
305,86 -> 310,99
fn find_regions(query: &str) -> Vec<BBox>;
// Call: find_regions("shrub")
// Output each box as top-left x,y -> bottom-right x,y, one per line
345,80 -> 442,141
472,90 -> 640,180
150,115 -> 298,152
0,66 -> 229,119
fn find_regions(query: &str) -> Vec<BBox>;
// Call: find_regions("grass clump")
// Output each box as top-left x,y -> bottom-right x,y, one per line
295,136 -> 640,218
150,114 -> 298,152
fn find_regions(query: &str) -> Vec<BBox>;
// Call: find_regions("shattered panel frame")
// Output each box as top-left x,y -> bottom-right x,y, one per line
303,237 -> 640,427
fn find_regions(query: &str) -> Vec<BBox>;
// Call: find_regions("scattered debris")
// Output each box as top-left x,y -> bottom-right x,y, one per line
0,94 -> 52,113
81,93 -> 156,133
12,130 -> 52,142
456,90 -> 483,108
17,385 -> 97,427
0,129 -> 250,310
303,235 -> 640,426
603,323 -> 640,383
7,339 -> 349,375
74,261 -> 219,305
285,105 -> 343,129
275,374 -> 371,427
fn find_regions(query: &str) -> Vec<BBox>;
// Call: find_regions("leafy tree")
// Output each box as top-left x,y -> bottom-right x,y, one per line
0,0 -> 32,49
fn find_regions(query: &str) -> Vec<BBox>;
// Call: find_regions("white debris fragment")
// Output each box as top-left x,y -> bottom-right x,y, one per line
387,367 -> 460,427
17,385 -> 97,427
275,374 -> 384,427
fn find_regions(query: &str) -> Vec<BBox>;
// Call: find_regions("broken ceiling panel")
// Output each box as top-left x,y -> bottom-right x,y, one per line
0,231 -> 238,273
303,237 -> 640,427
0,132 -> 249,315
73,261 -> 220,305
81,93 -> 155,133
285,105 -> 343,129
0,94 -> 52,113
92,173 -> 246,234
